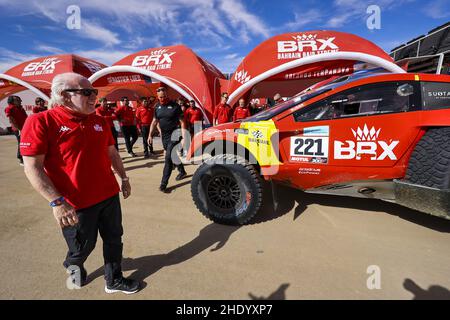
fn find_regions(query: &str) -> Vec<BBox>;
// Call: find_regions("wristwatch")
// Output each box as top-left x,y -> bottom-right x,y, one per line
50,196 -> 65,207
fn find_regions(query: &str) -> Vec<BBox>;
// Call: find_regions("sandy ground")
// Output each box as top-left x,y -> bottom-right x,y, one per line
0,135 -> 449,300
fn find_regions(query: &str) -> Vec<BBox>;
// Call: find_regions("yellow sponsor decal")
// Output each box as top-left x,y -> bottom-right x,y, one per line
414,75 -> 420,81
236,120 -> 281,166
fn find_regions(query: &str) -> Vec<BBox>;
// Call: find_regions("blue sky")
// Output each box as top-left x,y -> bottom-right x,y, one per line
0,0 -> 449,74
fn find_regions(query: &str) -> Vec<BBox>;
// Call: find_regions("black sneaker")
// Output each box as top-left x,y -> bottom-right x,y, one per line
128,152 -> 137,158
67,266 -> 87,288
159,184 -> 168,192
105,277 -> 140,294
144,153 -> 150,159
175,172 -> 187,181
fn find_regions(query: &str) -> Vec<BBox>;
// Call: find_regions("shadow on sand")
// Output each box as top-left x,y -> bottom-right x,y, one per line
249,283 -> 290,300
404,278 -> 450,300
250,183 -> 450,232
87,223 -> 240,286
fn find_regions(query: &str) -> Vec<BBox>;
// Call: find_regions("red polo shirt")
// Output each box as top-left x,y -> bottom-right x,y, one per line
20,105 -> 120,210
135,106 -> 154,126
5,104 -> 28,131
233,106 -> 251,121
95,105 -> 117,127
185,107 -> 203,125
115,105 -> 136,126
213,103 -> 231,124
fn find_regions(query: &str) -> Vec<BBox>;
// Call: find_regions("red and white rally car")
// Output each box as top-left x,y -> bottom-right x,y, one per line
187,72 -> 450,225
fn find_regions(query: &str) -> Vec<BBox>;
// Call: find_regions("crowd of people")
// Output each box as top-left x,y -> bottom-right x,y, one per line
3,74 -> 285,295
5,90 -> 282,166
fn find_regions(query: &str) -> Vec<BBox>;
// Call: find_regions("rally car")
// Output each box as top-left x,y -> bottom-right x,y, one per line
187,72 -> 450,225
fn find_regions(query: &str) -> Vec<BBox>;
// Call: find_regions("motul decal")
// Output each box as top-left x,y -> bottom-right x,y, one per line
22,57 -> 62,77
334,124 -> 399,161
131,49 -> 175,71
277,34 -> 339,60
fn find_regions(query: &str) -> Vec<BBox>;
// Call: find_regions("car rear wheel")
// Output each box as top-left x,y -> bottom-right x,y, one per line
405,127 -> 450,189
191,154 -> 263,225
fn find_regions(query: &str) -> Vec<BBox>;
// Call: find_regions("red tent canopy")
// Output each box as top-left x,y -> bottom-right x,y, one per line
226,30 -> 405,106
89,45 -> 226,123
0,54 -> 107,100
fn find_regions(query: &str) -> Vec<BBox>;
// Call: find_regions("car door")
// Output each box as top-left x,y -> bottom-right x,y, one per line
275,81 -> 423,189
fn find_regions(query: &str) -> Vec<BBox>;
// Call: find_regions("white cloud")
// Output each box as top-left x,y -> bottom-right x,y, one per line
0,48 -> 39,73
75,49 -> 133,65
219,0 -> 270,39
423,0 -> 450,19
284,10 -> 324,30
0,0 -> 269,50
79,20 -> 121,46
326,0 -> 416,28
35,45 -> 66,54
213,52 -> 244,74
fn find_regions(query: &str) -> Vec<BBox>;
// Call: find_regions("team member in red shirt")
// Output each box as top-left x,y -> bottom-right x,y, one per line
5,95 -> 28,165
32,97 -> 47,114
96,97 -> 118,150
213,93 -> 232,125
115,96 -> 138,157
185,100 -> 203,138
135,96 -> 155,158
233,98 -> 251,121
20,73 -> 140,294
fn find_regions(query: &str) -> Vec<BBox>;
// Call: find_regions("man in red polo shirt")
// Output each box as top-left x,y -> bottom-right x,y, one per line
135,96 -> 155,158
20,72 -> 140,294
213,93 -> 231,126
115,96 -> 138,157
5,95 -> 28,165
32,97 -> 48,114
185,100 -> 203,138
233,98 -> 251,121
96,97 -> 118,150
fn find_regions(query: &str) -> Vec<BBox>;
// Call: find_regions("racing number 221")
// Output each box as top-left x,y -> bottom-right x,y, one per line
293,138 -> 325,156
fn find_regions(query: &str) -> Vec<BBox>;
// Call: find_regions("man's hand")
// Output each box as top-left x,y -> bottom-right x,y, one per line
53,202 -> 78,228
122,179 -> 131,199
147,136 -> 153,146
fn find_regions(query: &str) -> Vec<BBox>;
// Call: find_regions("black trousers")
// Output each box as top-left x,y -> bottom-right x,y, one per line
140,125 -> 153,155
62,194 -> 123,286
111,127 -> 118,150
121,125 -> 138,153
161,136 -> 186,187
13,131 -> 22,160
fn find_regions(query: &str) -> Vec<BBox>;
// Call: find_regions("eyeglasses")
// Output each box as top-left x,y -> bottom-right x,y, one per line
156,88 -> 166,92
64,88 -> 98,96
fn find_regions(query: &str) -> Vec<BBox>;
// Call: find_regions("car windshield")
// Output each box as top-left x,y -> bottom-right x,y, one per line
244,88 -> 331,122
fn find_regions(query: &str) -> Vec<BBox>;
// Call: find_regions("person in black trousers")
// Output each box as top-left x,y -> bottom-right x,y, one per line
148,86 -> 187,192
115,97 -> 138,157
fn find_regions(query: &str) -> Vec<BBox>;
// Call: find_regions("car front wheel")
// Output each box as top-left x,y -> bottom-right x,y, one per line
191,154 -> 263,225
